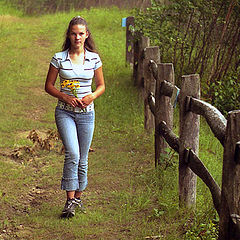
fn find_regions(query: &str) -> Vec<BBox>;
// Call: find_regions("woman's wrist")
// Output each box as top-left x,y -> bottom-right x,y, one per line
92,92 -> 96,100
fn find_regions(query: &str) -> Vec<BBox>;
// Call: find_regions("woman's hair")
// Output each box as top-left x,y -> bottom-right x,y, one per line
62,16 -> 97,53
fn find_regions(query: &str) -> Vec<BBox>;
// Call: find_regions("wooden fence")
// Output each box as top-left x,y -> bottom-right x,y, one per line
125,16 -> 240,240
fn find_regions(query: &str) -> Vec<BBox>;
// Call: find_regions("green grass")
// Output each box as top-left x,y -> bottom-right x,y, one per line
0,3 -> 223,240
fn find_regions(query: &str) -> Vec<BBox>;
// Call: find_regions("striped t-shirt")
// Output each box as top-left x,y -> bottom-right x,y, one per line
50,49 -> 102,102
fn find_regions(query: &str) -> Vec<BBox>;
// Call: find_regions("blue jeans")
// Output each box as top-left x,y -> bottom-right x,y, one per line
55,106 -> 95,192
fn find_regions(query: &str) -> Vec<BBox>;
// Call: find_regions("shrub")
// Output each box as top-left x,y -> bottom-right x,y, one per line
133,0 -> 240,113
212,69 -> 240,116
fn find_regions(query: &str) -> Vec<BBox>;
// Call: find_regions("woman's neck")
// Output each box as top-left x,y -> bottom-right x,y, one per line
69,46 -> 84,55
69,47 -> 85,65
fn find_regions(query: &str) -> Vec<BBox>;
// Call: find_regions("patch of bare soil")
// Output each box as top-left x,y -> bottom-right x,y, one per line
11,129 -> 62,160
0,130 -> 63,239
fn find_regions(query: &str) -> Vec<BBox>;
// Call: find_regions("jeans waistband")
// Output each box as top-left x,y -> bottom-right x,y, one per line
57,100 -> 94,113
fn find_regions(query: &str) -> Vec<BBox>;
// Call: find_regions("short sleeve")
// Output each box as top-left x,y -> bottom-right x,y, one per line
50,54 -> 60,69
94,54 -> 102,70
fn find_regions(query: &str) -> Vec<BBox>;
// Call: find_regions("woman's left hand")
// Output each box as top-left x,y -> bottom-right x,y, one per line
80,94 -> 94,108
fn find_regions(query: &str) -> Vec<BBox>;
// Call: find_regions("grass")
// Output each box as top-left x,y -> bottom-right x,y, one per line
0,3 -> 223,240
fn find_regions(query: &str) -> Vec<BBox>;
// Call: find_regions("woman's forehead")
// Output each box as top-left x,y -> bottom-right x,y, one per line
70,24 -> 87,32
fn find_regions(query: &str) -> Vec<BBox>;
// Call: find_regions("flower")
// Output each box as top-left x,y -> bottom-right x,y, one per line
60,80 -> 86,112
61,80 -> 80,97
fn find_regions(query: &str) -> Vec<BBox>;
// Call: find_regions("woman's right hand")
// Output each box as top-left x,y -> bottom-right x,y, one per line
62,94 -> 84,108
62,95 -> 79,108
45,65 -> 85,109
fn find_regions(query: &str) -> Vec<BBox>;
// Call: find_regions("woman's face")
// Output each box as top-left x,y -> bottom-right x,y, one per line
69,24 -> 88,49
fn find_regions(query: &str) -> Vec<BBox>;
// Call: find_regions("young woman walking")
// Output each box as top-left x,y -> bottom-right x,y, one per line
45,16 -> 105,218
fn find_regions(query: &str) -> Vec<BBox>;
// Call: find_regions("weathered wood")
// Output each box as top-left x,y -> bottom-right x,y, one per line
149,60 -> 158,80
135,35 -> 150,88
159,81 -> 180,107
158,121 -> 221,214
148,92 -> 156,116
179,74 -> 200,208
234,141 -> 240,164
219,110 -> 240,240
187,96 -> 227,146
126,16 -> 135,65
155,64 -> 174,167
143,46 -> 160,132
158,121 -> 179,153
133,31 -> 140,85
160,80 -> 174,97
187,149 -> 221,215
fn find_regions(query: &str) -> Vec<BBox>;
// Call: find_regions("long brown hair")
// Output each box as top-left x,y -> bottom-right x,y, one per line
62,16 -> 97,53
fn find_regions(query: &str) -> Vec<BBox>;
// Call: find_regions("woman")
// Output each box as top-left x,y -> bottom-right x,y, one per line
45,16 -> 105,218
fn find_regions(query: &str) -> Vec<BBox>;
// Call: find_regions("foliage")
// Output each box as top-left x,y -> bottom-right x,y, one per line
212,69 -> 240,116
184,211 -> 219,240
158,147 -> 178,170
0,0 -> 23,15
133,0 -> 240,112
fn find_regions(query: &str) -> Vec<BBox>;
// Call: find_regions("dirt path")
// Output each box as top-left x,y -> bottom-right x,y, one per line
0,15 -> 160,240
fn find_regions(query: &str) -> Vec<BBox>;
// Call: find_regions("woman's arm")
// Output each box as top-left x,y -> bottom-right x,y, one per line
81,66 -> 105,107
45,64 -> 81,108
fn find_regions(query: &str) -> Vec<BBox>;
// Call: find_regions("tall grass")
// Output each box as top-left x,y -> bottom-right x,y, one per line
0,3 -> 223,240
0,0 -> 23,15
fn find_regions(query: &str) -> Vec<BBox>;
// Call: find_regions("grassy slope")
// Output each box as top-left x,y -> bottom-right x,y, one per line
0,4 -> 223,240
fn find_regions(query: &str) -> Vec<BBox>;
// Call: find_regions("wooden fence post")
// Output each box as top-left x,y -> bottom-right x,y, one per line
133,31 -> 139,84
155,63 -> 174,167
179,74 -> 200,207
126,16 -> 134,65
134,35 -> 150,88
143,46 -> 160,132
219,110 -> 240,240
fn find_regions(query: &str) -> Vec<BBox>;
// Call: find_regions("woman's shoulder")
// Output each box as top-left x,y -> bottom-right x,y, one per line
85,49 -> 100,59
53,49 -> 69,60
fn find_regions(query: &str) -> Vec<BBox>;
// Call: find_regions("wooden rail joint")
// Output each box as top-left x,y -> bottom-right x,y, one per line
148,92 -> 156,116
160,80 -> 174,97
185,96 -> 192,112
183,148 -> 190,164
149,60 -> 158,80
231,214 -> 240,225
184,96 -> 227,146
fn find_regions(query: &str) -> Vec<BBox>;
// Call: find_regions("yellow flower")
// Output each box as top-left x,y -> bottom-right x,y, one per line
61,80 -> 70,88
61,80 -> 80,97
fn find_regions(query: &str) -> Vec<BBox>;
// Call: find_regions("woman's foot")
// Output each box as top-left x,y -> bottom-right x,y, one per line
75,198 -> 86,213
61,198 -> 78,218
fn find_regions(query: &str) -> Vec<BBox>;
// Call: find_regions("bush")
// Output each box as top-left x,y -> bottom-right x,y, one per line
212,69 -> 240,116
133,0 -> 240,113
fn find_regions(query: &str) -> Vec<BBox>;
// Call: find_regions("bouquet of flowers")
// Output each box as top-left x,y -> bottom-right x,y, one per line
61,80 -> 86,112
61,80 -> 80,97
